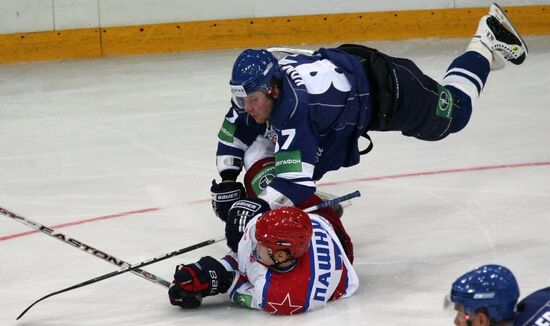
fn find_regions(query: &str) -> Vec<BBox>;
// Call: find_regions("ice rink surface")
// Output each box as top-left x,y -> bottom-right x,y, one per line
1,36 -> 549,325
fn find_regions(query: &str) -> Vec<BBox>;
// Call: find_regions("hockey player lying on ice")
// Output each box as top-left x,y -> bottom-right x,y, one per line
168,198 -> 358,315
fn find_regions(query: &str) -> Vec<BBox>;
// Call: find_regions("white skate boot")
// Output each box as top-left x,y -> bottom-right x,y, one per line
469,3 -> 528,69
488,2 -> 529,63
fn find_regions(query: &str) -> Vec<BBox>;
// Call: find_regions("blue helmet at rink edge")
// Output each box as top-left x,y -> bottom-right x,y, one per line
229,49 -> 281,110
450,264 -> 520,323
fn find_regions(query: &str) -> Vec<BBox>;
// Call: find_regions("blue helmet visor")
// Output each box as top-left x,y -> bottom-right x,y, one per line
230,84 -> 247,109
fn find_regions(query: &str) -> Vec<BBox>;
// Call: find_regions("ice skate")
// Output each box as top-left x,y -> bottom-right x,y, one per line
471,3 -> 528,67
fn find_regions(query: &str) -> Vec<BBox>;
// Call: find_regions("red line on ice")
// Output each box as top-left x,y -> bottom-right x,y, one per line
1,161 -> 549,242
317,161 -> 550,186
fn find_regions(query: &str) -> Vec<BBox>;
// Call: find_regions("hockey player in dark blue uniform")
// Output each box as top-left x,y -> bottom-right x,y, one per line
210,4 -> 529,239
513,287 -> 550,326
447,264 -> 550,326
448,264 -> 520,326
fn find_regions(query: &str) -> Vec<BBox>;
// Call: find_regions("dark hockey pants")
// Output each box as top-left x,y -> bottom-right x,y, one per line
338,44 -> 472,141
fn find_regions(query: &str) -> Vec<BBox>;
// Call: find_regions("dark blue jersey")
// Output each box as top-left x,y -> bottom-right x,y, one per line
216,48 -> 372,205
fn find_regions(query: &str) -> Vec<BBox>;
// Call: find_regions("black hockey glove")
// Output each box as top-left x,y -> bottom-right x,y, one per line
225,197 -> 270,252
171,256 -> 234,302
168,284 -> 203,308
210,180 -> 246,222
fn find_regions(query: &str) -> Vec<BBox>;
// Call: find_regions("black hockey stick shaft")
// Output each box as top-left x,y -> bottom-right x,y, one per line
0,207 -> 171,288
16,190 -> 360,319
16,235 -> 225,320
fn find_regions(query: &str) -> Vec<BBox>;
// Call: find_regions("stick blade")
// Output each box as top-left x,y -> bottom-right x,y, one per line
16,291 -> 56,320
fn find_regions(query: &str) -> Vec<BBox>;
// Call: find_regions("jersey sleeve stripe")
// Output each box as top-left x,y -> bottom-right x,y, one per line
261,270 -> 273,309
303,244 -> 316,312
229,274 -> 251,299
218,137 -> 248,151
221,254 -> 239,271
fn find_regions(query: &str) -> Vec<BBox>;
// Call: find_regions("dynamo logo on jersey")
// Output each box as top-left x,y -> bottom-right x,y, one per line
436,85 -> 454,120
264,129 -> 278,144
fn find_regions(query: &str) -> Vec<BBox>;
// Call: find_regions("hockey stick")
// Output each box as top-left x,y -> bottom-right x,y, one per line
16,190 -> 361,320
303,190 -> 360,213
0,207 -> 171,288
16,235 -> 226,320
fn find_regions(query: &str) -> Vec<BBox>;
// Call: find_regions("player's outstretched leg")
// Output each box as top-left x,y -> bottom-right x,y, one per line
470,3 -> 528,68
439,4 -> 528,134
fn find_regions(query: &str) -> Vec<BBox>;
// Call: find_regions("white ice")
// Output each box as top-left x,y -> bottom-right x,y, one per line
1,36 -> 549,326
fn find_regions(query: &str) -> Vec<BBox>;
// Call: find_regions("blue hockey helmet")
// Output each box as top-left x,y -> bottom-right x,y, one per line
450,264 -> 519,322
229,49 -> 281,109
513,287 -> 550,326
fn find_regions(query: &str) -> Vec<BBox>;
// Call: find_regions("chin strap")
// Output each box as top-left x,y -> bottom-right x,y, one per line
268,249 -> 296,268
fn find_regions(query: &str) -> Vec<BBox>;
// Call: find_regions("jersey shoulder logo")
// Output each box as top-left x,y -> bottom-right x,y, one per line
218,119 -> 236,143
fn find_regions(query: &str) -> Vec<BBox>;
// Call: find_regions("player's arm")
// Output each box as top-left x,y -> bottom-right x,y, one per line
215,107 -> 259,181
225,220 -> 274,312
212,106 -> 264,221
228,274 -> 267,311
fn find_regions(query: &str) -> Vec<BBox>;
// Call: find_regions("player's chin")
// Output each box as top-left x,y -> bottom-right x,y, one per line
253,116 -> 267,124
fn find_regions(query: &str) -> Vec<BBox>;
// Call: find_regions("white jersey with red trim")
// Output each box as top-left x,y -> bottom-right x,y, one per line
220,213 -> 359,315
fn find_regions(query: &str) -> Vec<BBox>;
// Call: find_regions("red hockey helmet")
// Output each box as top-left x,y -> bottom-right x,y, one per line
255,206 -> 312,258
